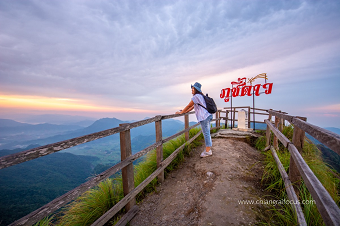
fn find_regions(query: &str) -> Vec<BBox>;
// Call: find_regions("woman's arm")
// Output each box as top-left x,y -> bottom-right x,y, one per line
187,105 -> 194,112
176,100 -> 194,114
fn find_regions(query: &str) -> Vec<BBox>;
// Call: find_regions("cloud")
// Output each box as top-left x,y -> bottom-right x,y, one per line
0,0 -> 340,125
307,104 -> 340,113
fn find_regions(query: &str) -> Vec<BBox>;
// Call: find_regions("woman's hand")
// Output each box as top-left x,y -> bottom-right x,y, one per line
176,100 -> 194,114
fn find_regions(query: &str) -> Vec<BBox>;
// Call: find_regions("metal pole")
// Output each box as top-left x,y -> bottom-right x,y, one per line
253,91 -> 255,130
252,85 -> 255,131
231,84 -> 233,129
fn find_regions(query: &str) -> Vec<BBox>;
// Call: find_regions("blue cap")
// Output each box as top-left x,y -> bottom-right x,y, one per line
191,82 -> 202,93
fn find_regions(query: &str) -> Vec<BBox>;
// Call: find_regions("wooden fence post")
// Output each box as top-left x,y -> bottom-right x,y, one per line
292,117 -> 307,153
289,116 -> 307,190
184,114 -> 189,141
215,111 -> 219,128
225,110 -> 229,129
248,107 -> 251,129
266,110 -> 272,147
219,111 -> 221,128
273,115 -> 280,150
233,108 -> 236,128
120,124 -> 135,211
155,118 -> 164,183
278,111 -> 283,132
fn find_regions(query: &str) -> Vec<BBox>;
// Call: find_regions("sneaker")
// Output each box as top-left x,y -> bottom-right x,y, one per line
200,150 -> 212,158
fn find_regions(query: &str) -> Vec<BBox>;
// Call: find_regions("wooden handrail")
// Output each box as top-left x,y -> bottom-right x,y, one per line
162,123 -> 200,144
0,125 -> 127,170
161,111 -> 195,120
0,116 -> 162,170
9,139 -> 163,226
269,146 -> 307,226
6,106 -> 338,225
268,109 -> 294,122
268,110 -> 340,155
91,131 -> 203,226
0,113 -> 195,170
293,118 -> 340,155
265,119 -> 290,147
223,106 -> 269,112
5,111 -> 204,225
265,117 -> 340,226
289,143 -> 340,226
221,107 -> 269,130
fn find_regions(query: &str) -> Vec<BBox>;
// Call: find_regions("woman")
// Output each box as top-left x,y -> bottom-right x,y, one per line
176,82 -> 213,157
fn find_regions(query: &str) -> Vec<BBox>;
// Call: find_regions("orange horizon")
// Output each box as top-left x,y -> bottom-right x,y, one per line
0,94 -> 157,114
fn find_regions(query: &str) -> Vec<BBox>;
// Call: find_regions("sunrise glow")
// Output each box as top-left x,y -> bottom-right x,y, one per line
307,104 -> 340,113
0,94 -> 154,113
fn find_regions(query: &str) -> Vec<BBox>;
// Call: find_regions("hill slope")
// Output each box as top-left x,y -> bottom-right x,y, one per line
0,117 -> 192,225
0,150 -> 98,225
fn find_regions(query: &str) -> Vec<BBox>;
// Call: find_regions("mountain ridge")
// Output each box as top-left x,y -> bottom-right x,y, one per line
0,150 -> 98,225
324,127 -> 340,136
0,117 -> 193,151
0,117 -> 194,225
10,114 -> 97,125
0,119 -> 31,127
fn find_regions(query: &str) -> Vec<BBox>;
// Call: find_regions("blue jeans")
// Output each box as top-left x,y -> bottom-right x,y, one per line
200,114 -> 213,147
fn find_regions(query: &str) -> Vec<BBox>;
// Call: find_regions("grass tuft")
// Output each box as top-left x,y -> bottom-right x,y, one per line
258,124 -> 340,225
58,179 -> 123,225
34,217 -> 53,226
55,126 -> 204,225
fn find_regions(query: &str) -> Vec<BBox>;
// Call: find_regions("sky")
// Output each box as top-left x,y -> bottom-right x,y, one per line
0,0 -> 340,127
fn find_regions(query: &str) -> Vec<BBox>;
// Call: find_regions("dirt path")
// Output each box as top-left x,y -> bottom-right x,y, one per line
130,133 -> 268,226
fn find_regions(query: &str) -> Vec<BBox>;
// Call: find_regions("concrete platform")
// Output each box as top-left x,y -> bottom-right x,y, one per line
211,129 -> 262,139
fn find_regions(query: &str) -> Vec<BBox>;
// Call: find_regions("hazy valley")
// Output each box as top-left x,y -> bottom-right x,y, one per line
0,115 -> 193,225
0,115 -> 339,225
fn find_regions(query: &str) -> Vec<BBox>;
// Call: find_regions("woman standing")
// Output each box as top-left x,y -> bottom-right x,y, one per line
176,82 -> 213,157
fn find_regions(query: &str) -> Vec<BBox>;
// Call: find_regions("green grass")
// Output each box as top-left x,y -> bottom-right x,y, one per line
48,127 -> 204,225
57,179 -> 123,226
33,216 -> 53,226
35,123 -> 339,226
255,125 -> 340,225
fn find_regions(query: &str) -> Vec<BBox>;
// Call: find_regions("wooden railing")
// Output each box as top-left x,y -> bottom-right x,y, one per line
2,107 -> 339,225
222,106 -> 271,129
0,111 -> 222,226
264,109 -> 340,226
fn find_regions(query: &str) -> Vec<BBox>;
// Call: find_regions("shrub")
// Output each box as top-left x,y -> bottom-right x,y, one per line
56,127 -> 204,225
259,125 -> 339,225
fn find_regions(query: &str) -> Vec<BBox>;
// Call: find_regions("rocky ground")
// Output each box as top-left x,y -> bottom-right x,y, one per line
130,130 -> 270,226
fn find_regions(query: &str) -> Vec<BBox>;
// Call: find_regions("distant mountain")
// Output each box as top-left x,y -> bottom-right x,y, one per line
305,128 -> 340,174
20,114 -> 97,125
0,117 -> 194,224
0,122 -> 83,133
0,117 -> 188,154
305,126 -> 340,145
0,115 -> 208,225
0,149 -> 98,225
132,134 -> 155,152
0,119 -> 85,149
317,144 -> 340,173
0,144 -> 40,157
0,119 -> 31,127
83,117 -> 126,134
306,134 -> 321,145
7,118 -> 128,149
251,122 -> 267,130
324,127 -> 340,136
67,120 -> 96,127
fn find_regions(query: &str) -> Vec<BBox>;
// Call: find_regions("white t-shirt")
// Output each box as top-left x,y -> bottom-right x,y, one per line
191,94 -> 211,122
